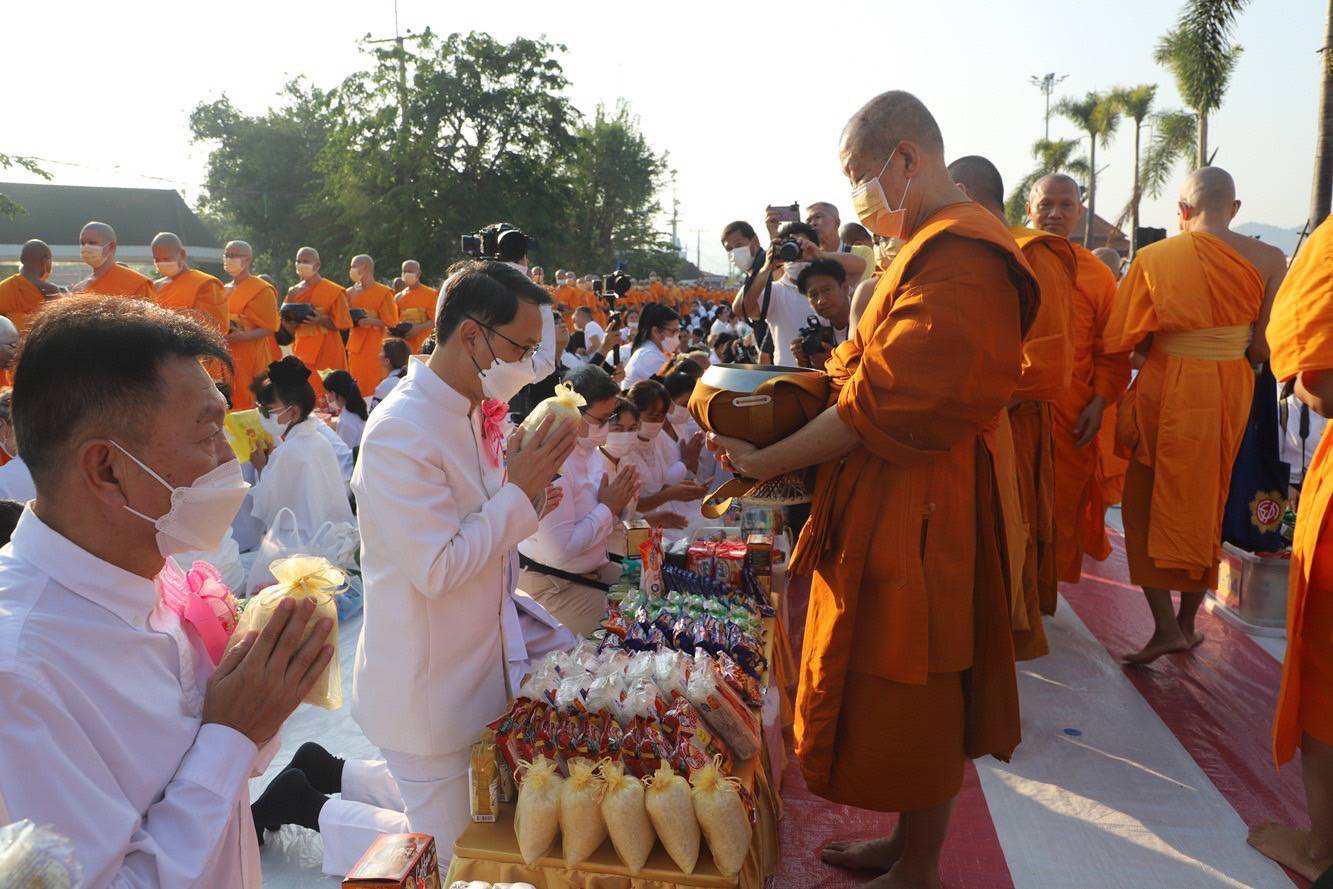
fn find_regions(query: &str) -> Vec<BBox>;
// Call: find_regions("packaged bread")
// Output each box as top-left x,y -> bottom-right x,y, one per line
690,757 -> 752,877
599,760 -> 656,874
514,756 -> 563,865
644,763 -> 700,874
560,758 -> 608,864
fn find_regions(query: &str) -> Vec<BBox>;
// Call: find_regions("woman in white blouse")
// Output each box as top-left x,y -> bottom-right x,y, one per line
0,388 -> 34,502
620,302 -> 681,389
321,370 -> 369,453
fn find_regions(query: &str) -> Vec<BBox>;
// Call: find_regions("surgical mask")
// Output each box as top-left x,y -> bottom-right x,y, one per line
223,257 -> 246,277
785,261 -> 809,282
155,260 -> 181,277
661,334 -> 680,354
604,431 -> 638,458
402,271 -> 420,286
669,404 -> 690,427
730,245 -> 753,270
80,244 -> 106,267
113,442 -> 250,557
258,412 -> 285,441
639,420 -> 664,441
295,261 -> 317,280
348,267 -> 364,284
851,146 -> 912,240
474,334 -> 537,403
582,420 -> 610,447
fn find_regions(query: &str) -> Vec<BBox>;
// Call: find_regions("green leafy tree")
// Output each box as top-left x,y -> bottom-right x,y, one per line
1114,109 -> 1196,247
1056,91 -> 1121,247
1154,0 -> 1249,167
0,154 -> 51,218
1005,138 -> 1091,225
1111,84 -> 1157,254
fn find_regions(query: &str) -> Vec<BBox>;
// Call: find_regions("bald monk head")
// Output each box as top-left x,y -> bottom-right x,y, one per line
805,202 -> 843,251
79,221 -> 118,272
0,315 -> 19,370
1026,174 -> 1084,240
294,247 -> 321,282
401,259 -> 422,288
150,232 -> 188,280
838,222 -> 872,248
530,265 -> 545,285
947,155 -> 1006,221
1092,247 -> 1124,281
839,90 -> 958,242
349,254 -> 374,287
19,239 -> 58,294
1178,166 -> 1240,232
223,240 -> 254,281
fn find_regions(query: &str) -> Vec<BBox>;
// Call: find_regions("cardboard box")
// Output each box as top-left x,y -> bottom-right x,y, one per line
745,533 -> 775,577
342,833 -> 440,888
468,737 -> 498,823
625,519 -> 652,556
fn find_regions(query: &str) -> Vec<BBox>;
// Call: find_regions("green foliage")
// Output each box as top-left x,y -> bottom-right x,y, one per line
1153,0 -> 1247,115
1112,84 -> 1159,125
1054,91 -> 1120,245
1139,111 -> 1200,198
0,153 -> 51,218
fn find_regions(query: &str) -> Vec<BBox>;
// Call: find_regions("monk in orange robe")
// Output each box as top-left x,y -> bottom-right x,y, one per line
72,221 -> 153,301
713,91 -> 1028,888
951,155 -> 1076,659
1104,167 -> 1287,664
1249,213 -> 1333,882
345,254 -> 399,396
1027,175 -> 1132,592
150,232 -> 228,335
284,246 -> 351,398
0,240 -> 62,334
221,240 -> 280,408
395,259 -> 438,353
1090,247 -> 1131,509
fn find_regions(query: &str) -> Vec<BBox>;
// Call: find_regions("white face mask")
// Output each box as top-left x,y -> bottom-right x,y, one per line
785,261 -> 809,283
402,271 -> 420,286
113,442 -> 250,557
582,419 -> 610,447
222,257 -> 247,278
668,403 -> 690,427
639,420 -> 664,441
349,267 -> 364,284
730,245 -> 753,270
474,329 -> 537,403
604,430 -> 638,458
80,244 -> 106,267
660,334 -> 680,354
155,260 -> 181,277
295,261 -> 318,280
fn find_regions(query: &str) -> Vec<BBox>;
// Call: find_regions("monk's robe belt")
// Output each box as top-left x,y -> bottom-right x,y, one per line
1154,324 -> 1251,360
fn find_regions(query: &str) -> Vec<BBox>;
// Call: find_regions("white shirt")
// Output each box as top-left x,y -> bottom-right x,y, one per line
0,455 -> 36,502
1281,392 -> 1329,485
622,340 -> 671,388
372,369 -> 406,409
336,410 -> 366,451
710,319 -> 736,338
744,274 -> 816,367
310,417 -> 354,482
518,441 -> 613,575
251,417 -> 356,534
352,359 -> 539,756
0,509 -> 274,887
582,319 -> 605,352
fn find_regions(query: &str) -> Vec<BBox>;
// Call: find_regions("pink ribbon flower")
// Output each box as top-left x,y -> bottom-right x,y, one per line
160,560 -> 239,666
480,398 -> 511,468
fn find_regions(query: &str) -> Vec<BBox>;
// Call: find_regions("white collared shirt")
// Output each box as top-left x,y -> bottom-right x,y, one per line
351,358 -> 539,756
518,441 -> 613,575
0,509 -> 271,887
0,454 -> 36,502
250,417 -> 355,536
622,340 -> 670,388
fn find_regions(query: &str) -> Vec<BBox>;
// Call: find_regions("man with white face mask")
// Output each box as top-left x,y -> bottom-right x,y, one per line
151,231 -> 229,340
0,297 -> 333,887
222,240 -> 281,410
73,220 -> 154,300
352,261 -> 576,870
732,220 -> 864,367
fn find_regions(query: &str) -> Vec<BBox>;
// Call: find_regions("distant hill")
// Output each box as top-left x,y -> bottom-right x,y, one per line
1235,222 -> 1304,255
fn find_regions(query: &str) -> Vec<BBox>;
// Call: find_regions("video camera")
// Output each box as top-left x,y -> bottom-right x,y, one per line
460,223 -> 538,263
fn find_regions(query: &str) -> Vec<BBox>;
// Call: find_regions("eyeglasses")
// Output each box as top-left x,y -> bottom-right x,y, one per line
470,317 -> 538,362
580,407 -> 612,428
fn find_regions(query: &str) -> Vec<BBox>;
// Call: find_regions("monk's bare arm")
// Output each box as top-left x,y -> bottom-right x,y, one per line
712,405 -> 859,479
1297,369 -> 1333,419
1248,254 -> 1288,365
847,276 -> 878,332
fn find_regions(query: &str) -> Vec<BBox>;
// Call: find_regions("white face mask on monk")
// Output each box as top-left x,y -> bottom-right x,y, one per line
349,267 -> 365,284
155,260 -> 181,277
295,261 -> 318,280
223,257 -> 247,277
80,244 -> 106,267
402,271 -> 420,286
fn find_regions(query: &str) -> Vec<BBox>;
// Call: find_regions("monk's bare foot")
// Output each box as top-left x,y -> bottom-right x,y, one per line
1247,822 -> 1333,881
821,836 -> 903,873
1123,629 -> 1193,665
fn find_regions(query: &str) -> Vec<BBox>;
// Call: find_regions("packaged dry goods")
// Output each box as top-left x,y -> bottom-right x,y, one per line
518,381 -> 585,440
559,758 -> 607,864
690,758 -> 753,877
644,763 -> 701,874
513,756 -> 563,865
600,760 -> 656,874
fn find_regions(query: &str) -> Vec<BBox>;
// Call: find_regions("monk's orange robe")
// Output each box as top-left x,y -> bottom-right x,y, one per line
1098,403 -> 1129,507
395,284 -> 438,353
790,202 -> 1034,811
1052,245 -> 1132,583
76,264 -> 154,301
154,268 -> 228,334
1105,231 -> 1263,591
347,282 -> 399,396
1268,214 -> 1333,764
1008,227 -> 1077,652
286,278 -> 351,398
0,274 -> 49,332
226,277 -> 281,409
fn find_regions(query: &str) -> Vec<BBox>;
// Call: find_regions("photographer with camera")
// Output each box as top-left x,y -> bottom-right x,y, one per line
732,220 -> 864,367
790,259 -> 853,369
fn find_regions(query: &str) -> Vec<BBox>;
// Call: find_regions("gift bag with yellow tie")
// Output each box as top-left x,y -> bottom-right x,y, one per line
232,555 -> 346,709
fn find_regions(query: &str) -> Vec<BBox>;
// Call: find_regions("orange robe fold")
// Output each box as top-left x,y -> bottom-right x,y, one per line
154,268 -> 228,334
347,282 -> 399,396
1260,214 -> 1333,764
789,202 -> 1034,810
286,279 -> 351,396
395,284 -> 438,353
0,274 -> 48,332
1105,231 -> 1263,590
76,264 -> 154,301
1052,245 -> 1132,583
226,277 -> 281,409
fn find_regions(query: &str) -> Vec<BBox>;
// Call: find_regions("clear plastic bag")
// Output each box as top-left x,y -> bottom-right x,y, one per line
600,760 -> 656,874
690,757 -> 752,877
560,758 -> 607,864
518,381 -> 586,440
644,763 -> 701,874
0,820 -> 81,889
514,756 -> 563,865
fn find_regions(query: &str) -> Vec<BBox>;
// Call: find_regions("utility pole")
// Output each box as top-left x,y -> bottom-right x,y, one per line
367,0 -> 424,257
669,169 -> 680,256
1029,72 -> 1068,141
690,228 -> 705,276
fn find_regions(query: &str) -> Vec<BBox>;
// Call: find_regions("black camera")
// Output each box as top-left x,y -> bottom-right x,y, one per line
603,271 -> 632,298
774,239 -> 803,263
797,315 -> 837,366
460,223 -> 538,262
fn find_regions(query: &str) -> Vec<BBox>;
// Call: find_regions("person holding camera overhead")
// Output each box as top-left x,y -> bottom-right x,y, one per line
621,302 -> 682,388
732,219 -> 864,367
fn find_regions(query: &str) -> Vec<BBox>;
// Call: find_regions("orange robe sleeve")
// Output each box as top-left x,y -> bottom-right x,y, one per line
0,275 -> 47,332
195,275 -> 229,335
1266,214 -> 1333,764
1012,231 -> 1076,401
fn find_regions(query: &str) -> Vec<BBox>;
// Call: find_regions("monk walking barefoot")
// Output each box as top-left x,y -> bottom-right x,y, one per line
1248,213 -> 1333,880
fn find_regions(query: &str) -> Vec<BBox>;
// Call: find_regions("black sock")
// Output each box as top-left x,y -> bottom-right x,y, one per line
287,742 -> 345,795
251,768 -> 327,835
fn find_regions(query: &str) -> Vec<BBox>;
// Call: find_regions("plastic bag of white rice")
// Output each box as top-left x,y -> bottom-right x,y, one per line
560,758 -> 608,864
690,757 -> 751,876
644,763 -> 700,873
514,756 -> 563,865
599,760 -> 656,873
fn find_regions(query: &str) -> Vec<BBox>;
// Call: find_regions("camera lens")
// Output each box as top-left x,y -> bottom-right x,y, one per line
777,240 -> 802,262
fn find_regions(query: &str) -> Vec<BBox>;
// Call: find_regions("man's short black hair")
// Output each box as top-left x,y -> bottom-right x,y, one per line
13,297 -> 232,490
0,499 -> 23,545
564,363 -> 620,404
777,221 -> 820,244
437,260 -> 552,343
721,221 -> 756,244
797,258 -> 847,294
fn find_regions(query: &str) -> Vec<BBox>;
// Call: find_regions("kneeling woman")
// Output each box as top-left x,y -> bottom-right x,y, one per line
249,356 -> 355,535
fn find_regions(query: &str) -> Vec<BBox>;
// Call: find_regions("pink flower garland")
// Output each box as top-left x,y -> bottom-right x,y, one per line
159,560 -> 239,666
480,398 -> 510,468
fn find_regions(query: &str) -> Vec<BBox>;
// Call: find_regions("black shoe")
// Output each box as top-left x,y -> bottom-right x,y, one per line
284,742 -> 345,795
251,768 -> 328,844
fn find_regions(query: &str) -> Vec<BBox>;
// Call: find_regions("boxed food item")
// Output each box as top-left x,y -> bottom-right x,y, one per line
745,533 -> 775,577
686,540 -> 748,588
625,519 -> 652,556
342,833 -> 440,888
468,736 -> 499,823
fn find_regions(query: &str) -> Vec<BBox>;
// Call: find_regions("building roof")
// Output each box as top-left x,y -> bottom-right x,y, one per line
0,182 -> 221,265
1069,211 -> 1130,254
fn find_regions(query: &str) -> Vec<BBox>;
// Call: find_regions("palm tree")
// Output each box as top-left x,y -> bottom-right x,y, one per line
1310,0 -> 1333,227
1057,91 -> 1121,247
1115,110 -> 1197,244
1153,0 -> 1249,168
1005,138 -> 1091,225
1112,84 -> 1157,254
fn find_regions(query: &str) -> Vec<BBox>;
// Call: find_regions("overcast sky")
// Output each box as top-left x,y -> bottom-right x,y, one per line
6,0 -> 1322,273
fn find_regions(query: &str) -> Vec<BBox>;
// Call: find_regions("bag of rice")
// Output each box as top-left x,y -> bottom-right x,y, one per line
599,760 -> 656,874
644,763 -> 700,874
514,756 -> 563,865
560,758 -> 608,864
518,381 -> 586,442
690,757 -> 752,876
